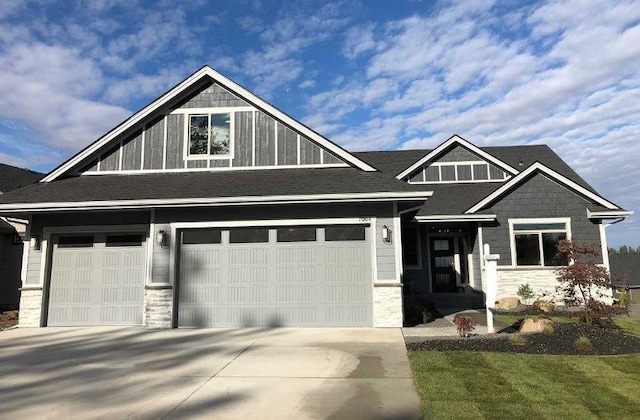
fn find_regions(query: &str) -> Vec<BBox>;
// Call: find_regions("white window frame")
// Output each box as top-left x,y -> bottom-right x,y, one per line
183,108 -> 235,160
407,161 -> 509,184
508,218 -> 572,268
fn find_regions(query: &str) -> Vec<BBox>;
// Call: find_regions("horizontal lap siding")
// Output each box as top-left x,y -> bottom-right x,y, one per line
481,173 -> 603,266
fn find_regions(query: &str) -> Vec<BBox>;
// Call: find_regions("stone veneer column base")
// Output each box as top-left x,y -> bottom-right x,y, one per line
144,286 -> 173,329
373,284 -> 403,327
18,288 -> 43,328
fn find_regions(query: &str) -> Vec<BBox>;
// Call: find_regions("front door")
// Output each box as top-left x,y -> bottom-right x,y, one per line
430,237 -> 457,293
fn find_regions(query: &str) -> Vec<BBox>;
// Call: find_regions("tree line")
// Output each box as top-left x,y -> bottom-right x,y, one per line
608,245 -> 640,255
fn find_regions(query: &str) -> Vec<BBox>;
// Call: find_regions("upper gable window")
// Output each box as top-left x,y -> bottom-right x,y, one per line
408,161 -> 509,184
187,112 -> 232,158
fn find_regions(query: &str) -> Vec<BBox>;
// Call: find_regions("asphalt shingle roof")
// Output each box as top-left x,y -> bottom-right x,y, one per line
0,163 -> 43,193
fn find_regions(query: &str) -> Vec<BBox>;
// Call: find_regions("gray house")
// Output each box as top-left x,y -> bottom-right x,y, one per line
0,66 -> 631,328
0,163 -> 43,309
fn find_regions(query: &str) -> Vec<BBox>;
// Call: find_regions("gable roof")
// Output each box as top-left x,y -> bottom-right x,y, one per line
0,167 -> 430,213
465,162 -> 626,214
395,135 -> 519,180
0,163 -> 43,193
42,66 -> 376,182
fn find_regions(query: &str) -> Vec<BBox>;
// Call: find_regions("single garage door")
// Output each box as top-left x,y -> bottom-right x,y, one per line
178,225 -> 373,327
47,233 -> 147,326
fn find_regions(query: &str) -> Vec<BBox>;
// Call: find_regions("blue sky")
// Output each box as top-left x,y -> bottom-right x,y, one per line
0,0 -> 638,247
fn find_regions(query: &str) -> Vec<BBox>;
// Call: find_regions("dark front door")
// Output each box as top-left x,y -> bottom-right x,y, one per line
430,237 -> 457,293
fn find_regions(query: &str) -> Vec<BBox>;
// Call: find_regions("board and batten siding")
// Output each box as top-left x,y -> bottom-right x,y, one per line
81,81 -> 346,175
481,173 -> 603,266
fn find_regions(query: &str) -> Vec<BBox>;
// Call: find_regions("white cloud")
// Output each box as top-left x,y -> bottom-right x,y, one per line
343,23 -> 377,59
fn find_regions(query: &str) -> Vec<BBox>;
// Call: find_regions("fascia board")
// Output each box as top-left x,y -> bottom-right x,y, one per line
586,209 -> 633,219
395,135 -> 519,180
0,191 -> 433,213
415,214 -> 497,222
466,162 -> 620,214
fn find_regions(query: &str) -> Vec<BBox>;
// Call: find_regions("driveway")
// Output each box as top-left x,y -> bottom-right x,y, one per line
0,327 -> 421,419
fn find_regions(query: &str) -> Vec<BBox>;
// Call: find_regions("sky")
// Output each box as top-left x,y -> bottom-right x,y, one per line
0,0 -> 638,247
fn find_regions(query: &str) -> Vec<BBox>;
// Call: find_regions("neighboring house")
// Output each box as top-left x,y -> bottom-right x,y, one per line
0,163 -> 43,309
610,253 -> 640,302
0,66 -> 631,328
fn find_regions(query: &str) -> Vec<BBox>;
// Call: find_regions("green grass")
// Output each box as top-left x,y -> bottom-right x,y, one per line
408,351 -> 640,420
614,317 -> 640,336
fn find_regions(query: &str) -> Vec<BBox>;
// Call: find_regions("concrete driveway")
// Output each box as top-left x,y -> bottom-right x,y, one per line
0,327 -> 421,419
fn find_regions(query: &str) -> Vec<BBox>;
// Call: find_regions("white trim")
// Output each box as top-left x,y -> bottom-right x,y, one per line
507,217 -> 571,267
77,163 -> 349,175
146,209 -> 155,286
118,140 -> 123,171
183,111 -> 235,161
396,135 -> 519,180
466,162 -> 621,213
600,222 -> 610,273
0,191 -> 432,213
162,115 -> 168,170
407,161 -> 510,184
251,110 -> 256,167
586,209 -> 633,219
274,121 -> 278,166
371,216 -> 379,284
393,202 -> 402,282
170,106 -> 254,114
296,134 -> 301,165
416,214 -> 497,222
140,124 -> 146,169
42,66 -> 375,182
19,216 -> 31,286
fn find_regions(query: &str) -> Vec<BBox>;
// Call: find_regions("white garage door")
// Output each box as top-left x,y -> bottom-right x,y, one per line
47,233 -> 147,326
178,225 -> 373,327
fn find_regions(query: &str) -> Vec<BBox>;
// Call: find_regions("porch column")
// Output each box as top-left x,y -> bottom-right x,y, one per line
483,244 -> 500,333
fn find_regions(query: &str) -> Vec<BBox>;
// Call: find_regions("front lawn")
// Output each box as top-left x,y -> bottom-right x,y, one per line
409,351 -> 640,419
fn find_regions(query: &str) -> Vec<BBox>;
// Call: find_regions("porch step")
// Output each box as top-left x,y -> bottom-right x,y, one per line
405,293 -> 485,311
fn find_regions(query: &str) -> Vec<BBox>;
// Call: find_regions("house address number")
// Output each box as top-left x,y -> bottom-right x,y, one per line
358,217 -> 372,222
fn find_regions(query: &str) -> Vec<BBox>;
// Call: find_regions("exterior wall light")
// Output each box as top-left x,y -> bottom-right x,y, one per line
29,236 -> 40,250
382,225 -> 392,243
156,230 -> 168,247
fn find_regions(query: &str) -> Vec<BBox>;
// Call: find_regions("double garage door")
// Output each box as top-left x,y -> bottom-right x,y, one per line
46,224 -> 373,327
177,224 -> 373,327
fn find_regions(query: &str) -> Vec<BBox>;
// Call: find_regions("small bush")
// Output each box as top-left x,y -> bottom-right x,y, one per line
509,334 -> 527,346
575,336 -> 593,353
453,314 -> 476,337
517,283 -> 535,305
543,324 -> 554,336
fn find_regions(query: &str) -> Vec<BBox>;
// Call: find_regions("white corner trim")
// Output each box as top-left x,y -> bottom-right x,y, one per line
42,66 -> 376,182
466,162 -> 620,213
586,209 -> 633,219
396,135 -> 519,180
415,214 -> 497,222
0,191 -> 433,213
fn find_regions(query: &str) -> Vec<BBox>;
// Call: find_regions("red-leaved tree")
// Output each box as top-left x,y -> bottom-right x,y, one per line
555,240 -> 627,325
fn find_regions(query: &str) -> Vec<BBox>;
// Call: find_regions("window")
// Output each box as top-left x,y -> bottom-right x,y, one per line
325,225 -> 366,241
58,236 -> 94,248
511,220 -> 569,266
188,113 -> 231,157
106,234 -> 144,247
182,229 -> 222,245
407,161 -> 509,184
277,227 -> 317,242
229,228 -> 269,243
402,227 -> 420,267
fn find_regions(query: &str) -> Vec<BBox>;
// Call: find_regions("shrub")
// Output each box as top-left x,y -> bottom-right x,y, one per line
575,336 -> 593,353
509,334 -> 527,346
453,314 -> 476,337
555,240 -> 629,325
517,283 -> 535,305
543,324 -> 554,336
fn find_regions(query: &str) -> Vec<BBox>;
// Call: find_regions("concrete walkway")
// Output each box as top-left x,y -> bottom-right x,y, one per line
403,309 -> 508,338
0,327 -> 421,419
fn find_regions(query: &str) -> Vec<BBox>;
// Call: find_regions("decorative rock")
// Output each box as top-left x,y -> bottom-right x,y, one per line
533,300 -> 556,313
520,318 -> 554,334
495,297 -> 521,310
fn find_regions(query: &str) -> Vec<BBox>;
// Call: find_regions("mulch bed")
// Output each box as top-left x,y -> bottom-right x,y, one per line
0,310 -> 19,330
406,323 -> 640,355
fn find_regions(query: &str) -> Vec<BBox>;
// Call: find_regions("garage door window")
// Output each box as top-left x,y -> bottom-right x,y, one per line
182,229 -> 222,244
276,227 -> 317,242
229,228 -> 269,243
106,234 -> 144,247
325,226 -> 366,241
57,235 -> 94,248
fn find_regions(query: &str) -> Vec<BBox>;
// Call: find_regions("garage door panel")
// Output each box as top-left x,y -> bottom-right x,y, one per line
178,225 -> 373,327
47,233 -> 146,326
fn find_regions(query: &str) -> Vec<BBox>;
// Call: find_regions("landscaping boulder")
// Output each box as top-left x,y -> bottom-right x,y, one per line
520,318 -> 554,334
533,300 -> 555,313
495,297 -> 521,310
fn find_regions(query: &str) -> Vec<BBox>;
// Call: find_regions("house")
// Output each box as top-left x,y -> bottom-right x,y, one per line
0,163 -> 43,309
610,253 -> 640,303
0,66 -> 631,328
